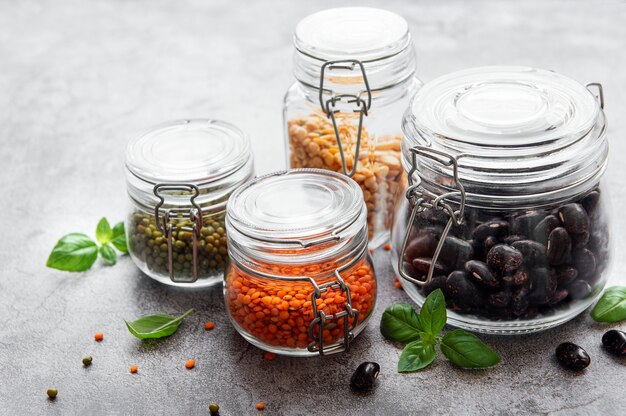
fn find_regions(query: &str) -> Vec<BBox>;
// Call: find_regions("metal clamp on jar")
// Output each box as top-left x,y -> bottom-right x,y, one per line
125,119 -> 254,287
224,169 -> 377,356
284,7 -> 422,247
391,67 -> 611,334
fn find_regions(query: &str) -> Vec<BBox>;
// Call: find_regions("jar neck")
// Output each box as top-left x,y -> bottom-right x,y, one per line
226,207 -> 369,279
293,40 -> 417,104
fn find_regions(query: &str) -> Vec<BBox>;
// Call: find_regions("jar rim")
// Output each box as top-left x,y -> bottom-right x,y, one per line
401,66 -> 609,209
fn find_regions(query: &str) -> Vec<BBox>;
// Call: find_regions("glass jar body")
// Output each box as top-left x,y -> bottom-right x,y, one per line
284,79 -> 420,247
126,199 -> 229,288
390,182 -> 611,334
224,252 -> 377,356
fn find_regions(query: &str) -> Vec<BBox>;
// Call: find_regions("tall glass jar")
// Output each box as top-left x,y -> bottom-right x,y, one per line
391,67 -> 611,334
284,7 -> 422,247
224,169 -> 377,356
125,119 -> 254,287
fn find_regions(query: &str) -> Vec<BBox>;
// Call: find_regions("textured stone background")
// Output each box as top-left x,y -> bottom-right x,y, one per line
1,0 -> 625,415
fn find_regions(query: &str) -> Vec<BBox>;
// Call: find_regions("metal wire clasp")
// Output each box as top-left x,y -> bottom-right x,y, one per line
397,147 -> 466,287
306,266 -> 360,356
318,60 -> 372,177
153,183 -> 203,283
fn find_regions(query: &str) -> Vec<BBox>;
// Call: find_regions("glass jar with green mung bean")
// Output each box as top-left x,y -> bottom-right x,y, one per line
125,119 -> 254,287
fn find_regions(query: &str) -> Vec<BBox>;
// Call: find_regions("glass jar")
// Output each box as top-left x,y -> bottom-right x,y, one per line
283,7 -> 422,247
125,119 -> 254,287
224,169 -> 377,356
391,66 -> 611,334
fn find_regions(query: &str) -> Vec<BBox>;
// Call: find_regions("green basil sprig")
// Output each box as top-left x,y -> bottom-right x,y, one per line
591,286 -> 626,323
47,217 -> 128,272
125,309 -> 195,339
380,289 -> 500,372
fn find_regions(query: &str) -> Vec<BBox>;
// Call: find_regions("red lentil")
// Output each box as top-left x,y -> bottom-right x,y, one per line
226,259 -> 376,350
185,359 -> 195,369
256,402 -> 266,411
130,365 -> 138,374
263,352 -> 276,360
94,332 -> 104,342
204,322 -> 215,330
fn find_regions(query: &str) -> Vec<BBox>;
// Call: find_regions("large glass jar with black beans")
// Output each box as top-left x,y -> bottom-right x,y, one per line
125,119 -> 254,287
391,67 -> 611,334
224,169 -> 377,356
283,7 -> 421,247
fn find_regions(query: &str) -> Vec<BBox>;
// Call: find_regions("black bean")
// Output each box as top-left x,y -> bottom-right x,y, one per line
511,286 -> 530,316
350,362 -> 380,392
553,266 -> 578,287
547,227 -> 572,266
558,203 -> 589,235
484,236 -> 498,258
568,279 -> 592,300
401,261 -> 422,281
602,330 -> 626,357
422,275 -> 448,297
550,289 -> 569,305
572,231 -> 590,248
469,239 -> 485,261
512,240 -> 548,267
512,212 -> 546,237
487,244 -> 523,275
487,290 -> 512,308
572,248 -> 597,280
404,232 -> 437,261
502,268 -> 529,286
533,214 -> 561,246
446,271 -> 484,310
465,260 -> 500,288
503,235 -> 524,245
440,236 -> 474,269
472,220 -> 509,241
528,267 -> 557,305
556,342 -> 590,371
581,190 -> 601,215
412,258 -> 446,276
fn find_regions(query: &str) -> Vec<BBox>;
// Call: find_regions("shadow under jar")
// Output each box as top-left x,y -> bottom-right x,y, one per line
391,66 -> 611,334
284,7 -> 422,247
224,169 -> 377,356
125,119 -> 254,287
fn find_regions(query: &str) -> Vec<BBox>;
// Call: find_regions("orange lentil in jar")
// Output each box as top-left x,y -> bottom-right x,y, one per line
287,113 -> 406,242
226,259 -> 376,350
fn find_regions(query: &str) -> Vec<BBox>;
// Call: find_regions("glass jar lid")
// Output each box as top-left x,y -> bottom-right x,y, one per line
126,119 -> 251,184
227,169 -> 363,242
402,66 -> 608,209
293,7 -> 416,91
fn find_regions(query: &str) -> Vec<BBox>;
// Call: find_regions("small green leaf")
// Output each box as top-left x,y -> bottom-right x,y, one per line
380,303 -> 425,344
591,286 -> 626,322
111,221 -> 128,254
46,233 -> 98,272
125,309 -> 194,339
440,329 -> 500,369
419,289 -> 447,336
99,244 -> 117,266
95,218 -> 113,245
398,339 -> 437,372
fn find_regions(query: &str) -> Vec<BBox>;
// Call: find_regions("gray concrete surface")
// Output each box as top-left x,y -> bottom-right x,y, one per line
1,0 -> 625,415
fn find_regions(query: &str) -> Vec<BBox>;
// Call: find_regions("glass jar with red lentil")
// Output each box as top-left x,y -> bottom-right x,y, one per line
283,7 -> 421,247
224,169 -> 377,356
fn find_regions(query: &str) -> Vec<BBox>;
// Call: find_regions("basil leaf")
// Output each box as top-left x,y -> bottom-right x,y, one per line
591,286 -> 626,322
111,221 -> 128,254
95,217 -> 113,245
46,233 -> 98,272
440,329 -> 500,369
125,309 -> 194,339
99,244 -> 117,266
380,303 -> 424,343
398,339 -> 437,372
419,289 -> 447,336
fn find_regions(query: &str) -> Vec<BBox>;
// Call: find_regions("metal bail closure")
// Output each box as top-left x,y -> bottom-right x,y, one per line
306,266 -> 360,356
586,82 -> 605,109
153,184 -> 203,283
318,60 -> 372,177
397,146 -> 466,287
